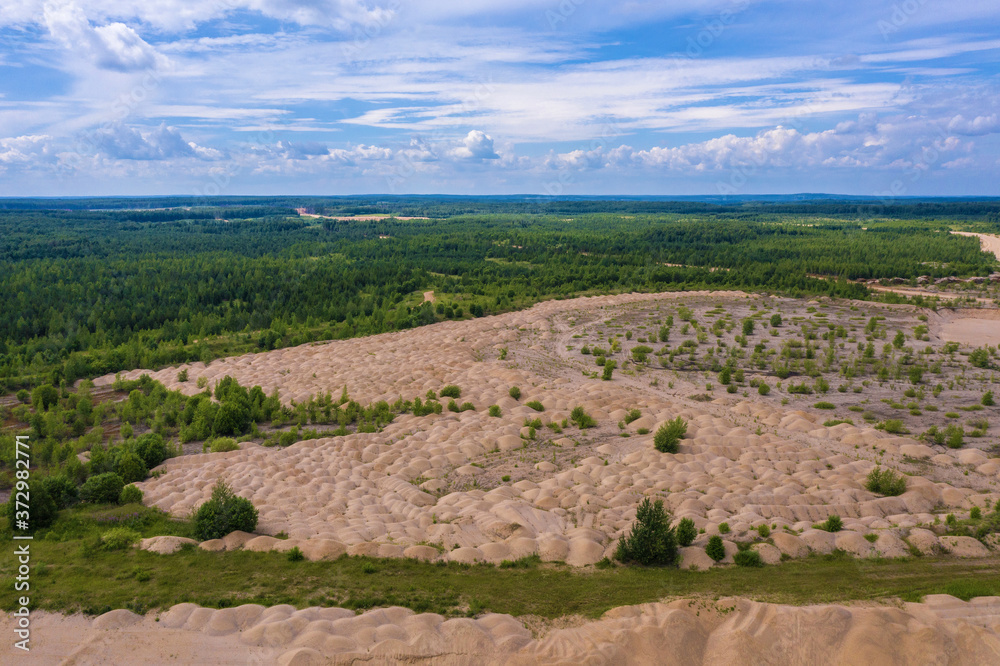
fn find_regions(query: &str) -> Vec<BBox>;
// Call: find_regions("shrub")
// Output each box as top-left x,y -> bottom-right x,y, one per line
133,433 -> 168,469
653,417 -> 687,453
210,437 -> 240,453
81,472 -> 126,504
756,524 -> 771,539
814,402 -> 835,410
41,475 -> 79,510
602,360 -> 617,381
734,550 -> 764,567
115,451 -> 149,484
908,367 -> 923,385
178,369 -> 189,382
718,522 -> 731,534
969,348 -> 991,369
31,384 -> 60,411
194,480 -> 259,540
4,478 -> 58,532
101,527 -> 141,550
509,386 -> 521,400
624,408 -> 641,424
614,498 -> 678,566
213,401 -> 250,436
439,385 -> 461,399
742,319 -> 754,336
770,314 -> 782,327
819,515 -> 843,532
945,424 -> 964,449
705,535 -> 725,562
287,546 -> 305,562
971,506 -> 982,520
119,484 -> 144,505
488,405 -> 502,417
758,383 -> 771,396
984,391 -> 996,407
676,517 -> 697,547
865,465 -> 907,496
447,399 -> 460,413
526,401 -> 545,411
880,419 -> 905,434
570,406 -> 596,429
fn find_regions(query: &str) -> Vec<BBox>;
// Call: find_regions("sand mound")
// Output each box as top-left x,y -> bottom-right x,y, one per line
6,597 -> 1000,664
89,291 -> 1000,568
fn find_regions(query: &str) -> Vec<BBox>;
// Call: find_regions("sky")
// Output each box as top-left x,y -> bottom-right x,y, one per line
0,0 -> 999,196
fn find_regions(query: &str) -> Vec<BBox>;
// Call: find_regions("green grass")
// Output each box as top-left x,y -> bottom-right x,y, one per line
3,508 -> 1000,618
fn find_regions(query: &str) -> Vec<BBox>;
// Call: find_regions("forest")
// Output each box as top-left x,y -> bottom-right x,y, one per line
0,198 -> 997,391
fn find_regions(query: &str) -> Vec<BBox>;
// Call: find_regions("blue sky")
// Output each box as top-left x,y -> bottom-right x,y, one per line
1,0 -> 999,196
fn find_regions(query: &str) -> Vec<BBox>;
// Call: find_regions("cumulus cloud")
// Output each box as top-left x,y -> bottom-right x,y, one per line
0,135 -> 56,164
93,123 -> 216,160
947,114 -> 1000,136
448,130 -> 499,160
43,0 -> 166,71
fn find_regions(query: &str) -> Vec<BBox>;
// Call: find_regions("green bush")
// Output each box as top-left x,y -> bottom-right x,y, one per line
602,360 -> 617,381
814,402 -> 835,410
194,480 -> 259,540
81,472 -> 126,504
120,484 -> 144,505
865,465 -> 907,496
526,401 -> 545,411
213,401 -> 250,436
756,524 -> 771,538
624,408 -> 642,424
614,498 -> 678,566
653,417 -> 687,453
734,550 -> 764,567
818,515 -> 843,532
676,517 -> 697,547
101,527 -> 141,550
718,522 -> 731,534
287,546 -> 305,562
984,391 -> 996,407
439,385 -> 461,399
4,478 -> 58,532
509,386 -> 521,400
758,383 -> 771,396
969,348 -> 991,369
770,314 -> 782,327
945,424 -> 964,449
210,438 -> 240,453
41,474 -> 79,509
488,405 -> 502,418
570,406 -> 596,429
705,535 -> 725,562
133,433 -> 167,469
115,451 -> 149,484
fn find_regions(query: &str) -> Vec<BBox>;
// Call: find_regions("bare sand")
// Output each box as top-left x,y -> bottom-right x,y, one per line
5,596 -> 1000,665
953,231 -> 1000,262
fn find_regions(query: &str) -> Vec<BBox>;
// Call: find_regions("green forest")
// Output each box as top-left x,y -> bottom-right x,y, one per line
0,198 -> 998,391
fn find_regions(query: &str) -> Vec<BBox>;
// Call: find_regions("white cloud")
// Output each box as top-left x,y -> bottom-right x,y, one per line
43,1 -> 167,71
0,134 -> 56,164
448,130 -> 500,160
93,123 -> 217,160
947,114 -> 1000,136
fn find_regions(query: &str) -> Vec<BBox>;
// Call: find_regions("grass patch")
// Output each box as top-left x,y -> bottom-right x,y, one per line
4,509 -> 1000,618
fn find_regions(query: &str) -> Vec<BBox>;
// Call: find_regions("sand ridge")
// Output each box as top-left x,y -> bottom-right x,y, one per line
5,596 -> 1000,665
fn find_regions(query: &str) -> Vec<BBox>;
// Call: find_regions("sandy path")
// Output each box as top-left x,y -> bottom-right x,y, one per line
5,596 -> 1000,665
423,290 -> 435,303
953,231 -> 1000,261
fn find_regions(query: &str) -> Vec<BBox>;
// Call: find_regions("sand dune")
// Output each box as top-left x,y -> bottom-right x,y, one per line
5,596 -> 1000,665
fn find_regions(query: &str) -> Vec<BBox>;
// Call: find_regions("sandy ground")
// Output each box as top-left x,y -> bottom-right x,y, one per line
11,290 -> 1000,663
423,291 -> 435,303
83,291 -> 1000,570
953,231 -> 1000,262
5,596 -> 1000,665
937,318 -> 1000,346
